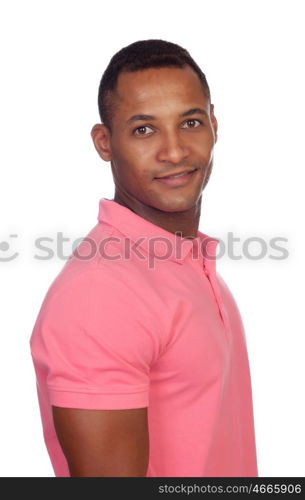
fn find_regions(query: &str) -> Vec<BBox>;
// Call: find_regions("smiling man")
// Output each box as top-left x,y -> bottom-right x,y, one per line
29,39 -> 258,477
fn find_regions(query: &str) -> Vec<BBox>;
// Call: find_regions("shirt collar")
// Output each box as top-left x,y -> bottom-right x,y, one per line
97,198 -> 219,270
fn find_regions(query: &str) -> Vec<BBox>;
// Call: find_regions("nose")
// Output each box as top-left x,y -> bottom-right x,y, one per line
156,131 -> 190,164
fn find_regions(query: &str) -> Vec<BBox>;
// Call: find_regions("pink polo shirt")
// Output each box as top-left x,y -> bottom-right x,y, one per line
29,198 -> 258,477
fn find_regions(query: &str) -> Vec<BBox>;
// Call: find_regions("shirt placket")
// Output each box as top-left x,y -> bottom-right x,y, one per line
202,255 -> 232,344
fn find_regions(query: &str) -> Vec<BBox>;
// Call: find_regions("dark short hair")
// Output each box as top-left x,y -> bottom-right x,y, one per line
97,39 -> 211,134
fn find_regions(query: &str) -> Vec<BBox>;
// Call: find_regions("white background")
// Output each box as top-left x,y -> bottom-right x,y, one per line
0,0 -> 304,477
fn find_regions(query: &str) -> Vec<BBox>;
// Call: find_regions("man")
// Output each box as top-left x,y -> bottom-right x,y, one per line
29,39 -> 258,477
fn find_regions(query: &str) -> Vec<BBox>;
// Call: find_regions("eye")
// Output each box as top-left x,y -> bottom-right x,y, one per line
182,119 -> 203,129
133,125 -> 154,136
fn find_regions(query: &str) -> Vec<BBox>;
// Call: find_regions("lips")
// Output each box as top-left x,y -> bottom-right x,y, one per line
154,168 -> 198,187
155,168 -> 197,179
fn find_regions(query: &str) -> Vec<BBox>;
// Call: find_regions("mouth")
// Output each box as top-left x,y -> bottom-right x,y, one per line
154,168 -> 199,187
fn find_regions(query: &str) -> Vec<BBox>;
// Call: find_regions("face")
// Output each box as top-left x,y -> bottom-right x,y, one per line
91,65 -> 218,213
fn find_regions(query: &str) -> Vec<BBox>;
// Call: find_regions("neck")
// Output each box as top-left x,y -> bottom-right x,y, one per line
113,191 -> 201,239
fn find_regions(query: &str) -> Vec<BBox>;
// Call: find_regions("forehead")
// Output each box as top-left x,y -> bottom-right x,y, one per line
113,65 -> 208,116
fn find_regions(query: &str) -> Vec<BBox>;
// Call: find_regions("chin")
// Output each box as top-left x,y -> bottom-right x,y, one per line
153,193 -> 200,213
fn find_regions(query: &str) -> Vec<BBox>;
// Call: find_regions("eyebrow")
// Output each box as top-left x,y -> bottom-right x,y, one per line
126,107 -> 208,124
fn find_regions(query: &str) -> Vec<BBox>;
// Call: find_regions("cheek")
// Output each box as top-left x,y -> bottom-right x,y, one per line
113,155 -> 149,188
195,131 -> 214,153
113,137 -> 140,163
195,141 -> 214,168
117,144 -> 153,179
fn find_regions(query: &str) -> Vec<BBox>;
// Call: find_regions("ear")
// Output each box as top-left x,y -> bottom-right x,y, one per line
91,124 -> 112,161
210,104 -> 218,143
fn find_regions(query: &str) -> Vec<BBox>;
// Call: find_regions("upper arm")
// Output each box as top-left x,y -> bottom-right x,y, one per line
30,268 -> 160,476
52,406 -> 149,477
30,268 -> 159,409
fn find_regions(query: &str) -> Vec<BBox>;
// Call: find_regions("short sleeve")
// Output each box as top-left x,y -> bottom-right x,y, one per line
30,266 -> 160,410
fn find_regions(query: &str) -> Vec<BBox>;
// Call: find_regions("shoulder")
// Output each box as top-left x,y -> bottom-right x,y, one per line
31,223 -> 163,350
41,224 -> 129,304
31,255 -> 161,370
